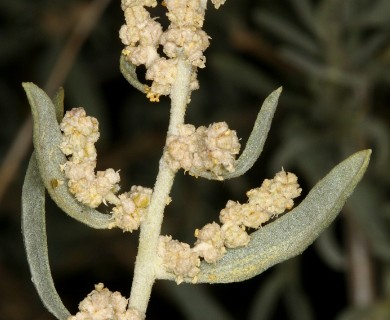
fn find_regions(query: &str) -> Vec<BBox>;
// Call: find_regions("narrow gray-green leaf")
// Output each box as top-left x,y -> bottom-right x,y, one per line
22,82 -> 113,229
22,154 -> 70,320
196,87 -> 282,180
120,54 -> 147,93
157,149 -> 371,283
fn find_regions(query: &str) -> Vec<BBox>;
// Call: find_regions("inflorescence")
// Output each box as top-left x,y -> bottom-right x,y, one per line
157,169 -> 301,283
119,0 -> 226,102
59,106 -> 301,286
164,122 -> 241,178
61,0 -> 302,317
60,107 -> 152,233
68,283 -> 144,320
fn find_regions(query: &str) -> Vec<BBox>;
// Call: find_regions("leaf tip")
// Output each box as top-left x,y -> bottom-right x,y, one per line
356,149 -> 372,168
22,81 -> 33,90
271,86 -> 283,99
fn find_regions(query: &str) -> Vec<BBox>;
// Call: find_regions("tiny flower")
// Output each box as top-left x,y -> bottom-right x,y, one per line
247,170 -> 301,216
63,161 -> 96,182
158,235 -> 200,284
200,122 -> 241,175
211,0 -> 226,9
221,221 -> 250,248
60,108 -> 99,141
160,27 -> 209,68
110,193 -> 138,232
193,222 -> 226,263
129,185 -> 152,208
121,0 -> 157,10
241,203 -> 270,229
109,186 -> 152,232
68,179 -> 104,208
146,58 -> 178,100
219,200 -> 244,225
165,0 -> 206,28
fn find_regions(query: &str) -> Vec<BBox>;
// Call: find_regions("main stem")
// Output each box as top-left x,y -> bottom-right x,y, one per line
128,58 -> 192,314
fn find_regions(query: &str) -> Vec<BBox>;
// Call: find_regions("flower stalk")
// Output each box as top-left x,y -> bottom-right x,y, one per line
129,57 -> 192,312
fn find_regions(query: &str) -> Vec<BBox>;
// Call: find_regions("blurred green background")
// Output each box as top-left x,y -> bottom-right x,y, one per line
1,0 -> 389,319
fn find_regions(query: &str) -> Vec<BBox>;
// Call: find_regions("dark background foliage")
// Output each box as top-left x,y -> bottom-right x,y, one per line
1,0 -> 389,319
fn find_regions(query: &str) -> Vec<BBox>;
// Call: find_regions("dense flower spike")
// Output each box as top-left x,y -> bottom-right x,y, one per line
60,108 -> 120,208
157,171 -> 301,280
120,5 -> 162,67
59,108 -> 152,231
119,0 -> 226,101
247,170 -> 302,215
164,122 -> 241,178
220,170 -> 301,229
60,108 -> 99,162
67,283 -> 145,320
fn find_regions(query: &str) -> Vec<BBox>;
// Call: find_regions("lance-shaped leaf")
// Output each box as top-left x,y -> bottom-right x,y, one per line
22,82 -> 112,229
156,149 -> 371,283
196,87 -> 282,180
22,154 -> 71,320
120,54 -> 148,93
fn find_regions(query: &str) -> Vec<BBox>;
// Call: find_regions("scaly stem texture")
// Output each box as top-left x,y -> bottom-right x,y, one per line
128,58 -> 192,313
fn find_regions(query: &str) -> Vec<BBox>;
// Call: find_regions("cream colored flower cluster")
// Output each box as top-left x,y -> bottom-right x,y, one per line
158,235 -> 201,284
60,108 -> 152,232
220,170 -> 302,229
164,122 -> 240,178
68,283 -> 144,320
110,186 -> 153,232
157,170 -> 301,283
119,0 -> 226,101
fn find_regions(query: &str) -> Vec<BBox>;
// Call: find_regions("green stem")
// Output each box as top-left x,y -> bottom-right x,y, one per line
128,58 -> 192,313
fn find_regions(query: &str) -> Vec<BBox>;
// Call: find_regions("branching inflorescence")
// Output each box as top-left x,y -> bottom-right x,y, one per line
21,0 -> 371,319
58,0 -> 302,311
58,0 -> 301,314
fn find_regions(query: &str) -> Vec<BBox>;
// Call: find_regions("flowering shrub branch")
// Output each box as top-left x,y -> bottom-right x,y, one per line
21,0 -> 371,319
